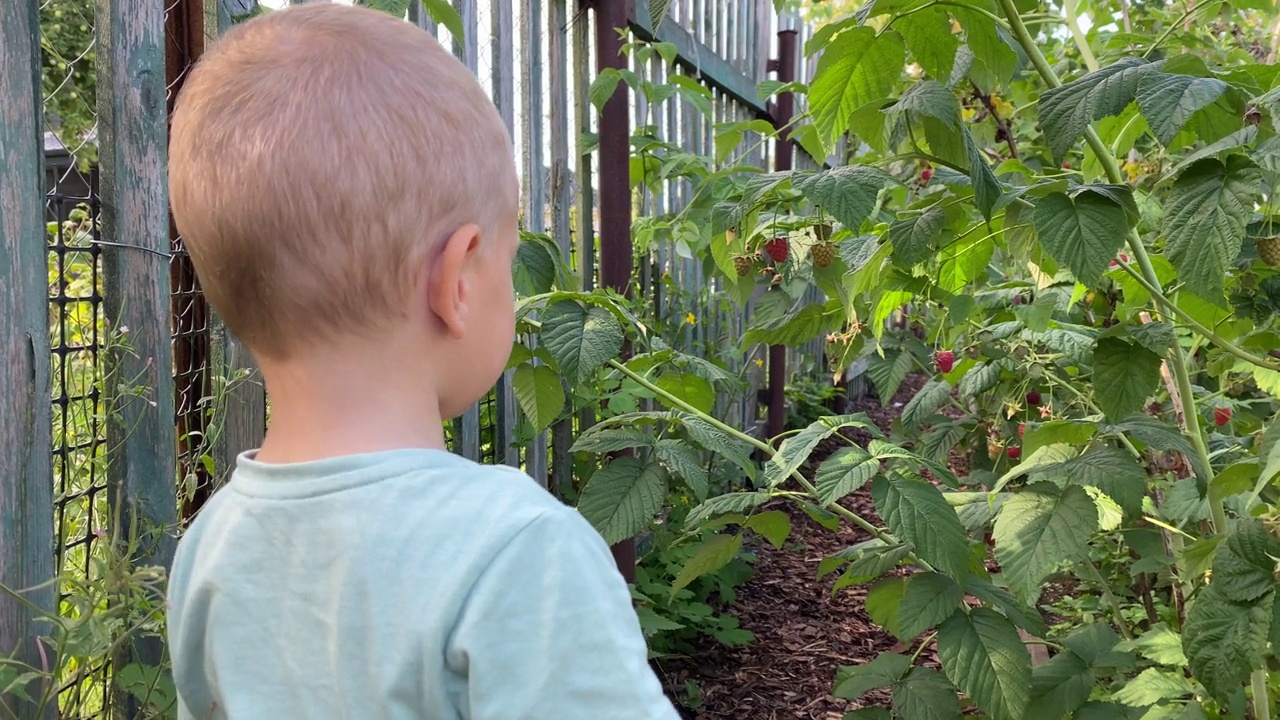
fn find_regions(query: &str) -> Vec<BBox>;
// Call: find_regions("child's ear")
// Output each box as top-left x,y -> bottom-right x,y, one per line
427,223 -> 482,340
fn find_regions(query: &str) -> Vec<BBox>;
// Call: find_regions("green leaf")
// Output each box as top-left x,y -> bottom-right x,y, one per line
815,447 -> 879,505
1112,668 -> 1195,707
540,301 -> 625,383
902,381 -> 952,426
679,414 -> 757,483
1092,338 -> 1163,421
655,439 -> 709,501
892,667 -> 963,720
1130,321 -> 1175,355
896,9 -> 958,81
993,483 -> 1098,603
1037,58 -> 1159,162
966,127 -> 1003,218
867,577 -> 907,637
577,457 -> 667,545
958,360 -> 1003,399
1161,156 -> 1262,302
765,414 -> 872,487
744,510 -> 791,549
937,608 -> 1031,720
1040,445 -> 1148,518
1212,518 -> 1280,603
897,572 -> 964,640
834,652 -> 912,700
844,709 -> 892,720
966,578 -> 1047,636
1183,584 -> 1273,703
420,0 -> 465,42
1061,622 -> 1128,668
1034,191 -> 1131,288
1137,73 -> 1230,146
744,302 -> 838,347
648,0 -> 673,28
827,541 -> 915,585
867,350 -> 914,403
888,80 -> 962,130
1030,650 -> 1094,719
809,27 -> 907,149
654,371 -> 715,414
512,364 -> 565,432
938,228 -> 994,292
1073,702 -> 1140,720
1106,416 -> 1208,481
953,9 -> 1017,91
872,474 -> 971,580
890,204 -> 947,267
671,533 -> 743,594
589,68 -> 624,111
794,166 -> 897,230
571,426 -> 654,453
1115,624 -> 1188,665
1023,421 -> 1096,460
685,491 -> 771,526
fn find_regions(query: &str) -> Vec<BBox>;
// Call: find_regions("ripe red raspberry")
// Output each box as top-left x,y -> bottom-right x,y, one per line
1214,407 -> 1232,426
1018,423 -> 1025,438
1007,446 -> 1022,460
935,350 -> 955,374
764,237 -> 789,264
1026,391 -> 1042,407
920,168 -> 933,182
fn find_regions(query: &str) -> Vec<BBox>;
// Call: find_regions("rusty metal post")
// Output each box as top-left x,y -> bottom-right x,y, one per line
595,0 -> 636,582
765,21 -> 797,441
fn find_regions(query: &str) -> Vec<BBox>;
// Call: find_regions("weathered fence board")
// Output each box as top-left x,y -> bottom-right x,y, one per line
0,1 -> 56,716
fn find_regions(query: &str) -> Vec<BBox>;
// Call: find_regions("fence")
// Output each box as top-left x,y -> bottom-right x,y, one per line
0,0 -> 830,716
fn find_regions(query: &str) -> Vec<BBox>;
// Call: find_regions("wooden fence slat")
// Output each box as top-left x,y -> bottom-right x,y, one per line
98,0 -> 179,714
522,0 -> 549,486
452,0 -> 479,70
548,0 -> 574,496
0,1 -> 56,716
492,0 -> 519,467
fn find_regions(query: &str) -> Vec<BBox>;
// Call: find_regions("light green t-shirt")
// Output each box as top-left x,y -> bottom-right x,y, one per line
167,449 -> 681,720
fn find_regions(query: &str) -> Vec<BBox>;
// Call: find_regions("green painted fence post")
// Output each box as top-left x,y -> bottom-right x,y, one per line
96,0 -> 179,713
0,0 -> 57,716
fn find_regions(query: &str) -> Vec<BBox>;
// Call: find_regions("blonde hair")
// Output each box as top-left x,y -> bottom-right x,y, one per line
170,3 -> 516,360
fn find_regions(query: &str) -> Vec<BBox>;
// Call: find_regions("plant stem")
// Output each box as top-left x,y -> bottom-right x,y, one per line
995,0 -> 1226,533
1061,0 -> 1100,72
1252,668 -> 1272,720
1143,0 -> 1222,59
1082,557 -> 1133,640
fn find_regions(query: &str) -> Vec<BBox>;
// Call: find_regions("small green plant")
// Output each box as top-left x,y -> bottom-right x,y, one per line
785,375 -> 843,431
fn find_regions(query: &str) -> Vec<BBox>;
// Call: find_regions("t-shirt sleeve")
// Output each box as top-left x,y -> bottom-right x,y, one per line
446,506 -> 682,720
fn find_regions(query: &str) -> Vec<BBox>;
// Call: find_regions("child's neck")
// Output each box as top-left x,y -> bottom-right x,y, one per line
253,347 -> 447,465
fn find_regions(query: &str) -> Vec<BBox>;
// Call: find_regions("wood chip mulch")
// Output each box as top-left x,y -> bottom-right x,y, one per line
657,374 -> 950,719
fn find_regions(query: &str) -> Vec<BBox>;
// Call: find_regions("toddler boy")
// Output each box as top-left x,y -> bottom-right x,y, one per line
165,4 -> 680,718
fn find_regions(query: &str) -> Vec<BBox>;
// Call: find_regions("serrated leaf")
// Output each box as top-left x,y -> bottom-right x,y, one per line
1030,649 -> 1094,719
953,8 -> 1017,91
902,381 -> 952,426
766,414 -> 872,488
589,69 -> 624,111
1112,667 -> 1195,707
671,533 -> 743,594
898,572 -> 964,640
1183,584 -> 1274,702
1115,624 -> 1187,665
512,364 -> 565,432
1137,73 -> 1230,145
744,510 -> 791,549
872,475 -> 971,580
1037,58 -> 1159,162
1212,518 -> 1280,602
679,414 -> 757,482
1039,445 -> 1148,518
966,127 -> 1003,218
896,9 -> 958,80
868,350 -> 914,404
937,608 -> 1031,720
890,205 -> 947,267
867,577 -> 908,636
993,483 -> 1098,603
834,652 -> 912,700
966,577 -> 1047,636
745,303 -> 839,347
815,447 -> 879,505
1092,338 -> 1162,421
1060,622 -> 1127,668
540,301 -> 625,383
1073,702 -> 1139,719
887,80 -> 962,130
1161,156 -> 1262,302
810,27 -> 907,149
938,229 -> 994,292
577,457 -> 667,545
571,426 -> 654,453
1130,321 -> 1175,355
893,666 -> 963,720
1106,415 -> 1208,481
1034,191 -> 1131,287
794,166 -> 897,230
685,491 -> 771,527
655,439 -> 709,501
844,708 -> 892,720
655,371 -> 715,414
958,361 -> 1003,399
827,541 -> 915,585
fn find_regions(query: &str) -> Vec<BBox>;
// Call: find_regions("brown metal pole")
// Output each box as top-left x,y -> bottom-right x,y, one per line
595,0 -> 636,582
766,24 -> 798,441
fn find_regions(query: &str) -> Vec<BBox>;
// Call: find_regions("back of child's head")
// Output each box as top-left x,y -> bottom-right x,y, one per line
170,3 -> 517,360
